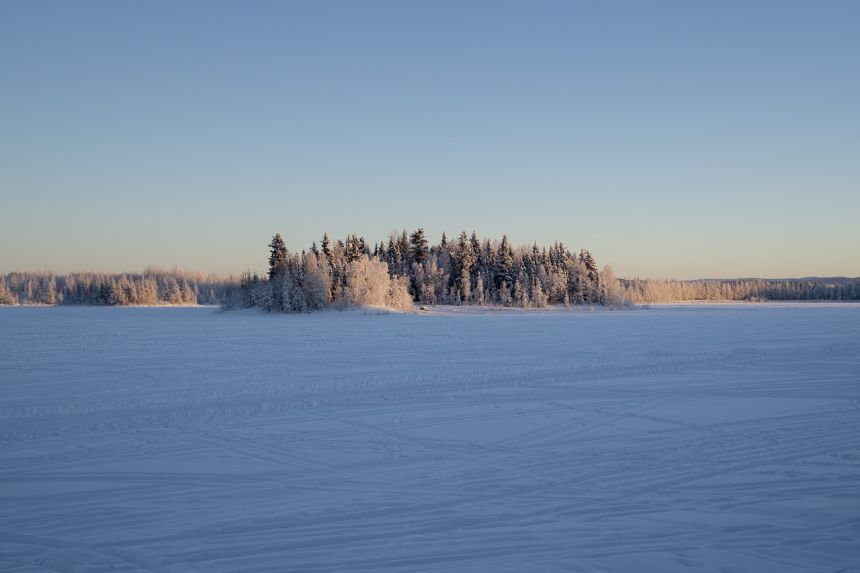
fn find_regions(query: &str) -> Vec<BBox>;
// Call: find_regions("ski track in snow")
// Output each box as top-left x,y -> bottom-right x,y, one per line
1,304 -> 859,572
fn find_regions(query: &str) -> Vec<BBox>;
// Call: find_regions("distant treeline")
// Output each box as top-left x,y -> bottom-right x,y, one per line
620,277 -> 860,303
0,268 -> 233,306
3,240 -> 856,309
226,229 -> 623,312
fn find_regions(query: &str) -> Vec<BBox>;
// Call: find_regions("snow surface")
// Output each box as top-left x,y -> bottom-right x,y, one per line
1,304 -> 859,572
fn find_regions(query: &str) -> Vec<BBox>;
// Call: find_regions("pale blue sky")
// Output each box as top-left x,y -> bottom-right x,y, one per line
1,1 -> 858,279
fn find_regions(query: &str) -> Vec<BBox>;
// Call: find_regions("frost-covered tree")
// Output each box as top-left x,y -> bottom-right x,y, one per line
410,228 -> 430,265
182,280 -> 197,304
513,269 -> 529,308
0,277 -> 17,304
495,235 -> 514,291
343,255 -> 412,311
498,281 -> 513,307
531,275 -> 548,308
267,234 -> 288,309
302,255 -> 332,310
321,233 -> 332,262
473,273 -> 485,306
454,231 -> 475,303
345,234 -> 363,262
167,280 -> 183,305
268,234 -> 288,279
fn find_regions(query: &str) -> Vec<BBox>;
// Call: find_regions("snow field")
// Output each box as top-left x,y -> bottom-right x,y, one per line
1,304 -> 859,572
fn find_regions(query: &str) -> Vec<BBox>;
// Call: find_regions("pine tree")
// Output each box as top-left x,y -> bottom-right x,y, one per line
397,231 -> 411,275
0,277 -> 17,304
168,280 -> 183,304
387,239 -> 400,275
455,231 -> 475,302
513,269 -> 529,308
268,234 -> 288,279
531,276 -> 548,307
321,233 -> 332,261
410,228 -> 430,265
344,234 -> 363,262
182,280 -> 197,304
470,231 -> 481,259
43,277 -> 57,305
473,273 -> 485,306
580,250 -> 598,278
580,250 -> 599,302
495,235 -> 514,291
267,233 -> 289,308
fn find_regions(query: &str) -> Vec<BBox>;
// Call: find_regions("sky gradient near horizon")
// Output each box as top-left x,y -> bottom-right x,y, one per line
1,1 -> 858,279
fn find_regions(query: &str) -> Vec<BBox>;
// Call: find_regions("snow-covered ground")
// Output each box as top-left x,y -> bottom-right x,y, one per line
1,304 -> 859,572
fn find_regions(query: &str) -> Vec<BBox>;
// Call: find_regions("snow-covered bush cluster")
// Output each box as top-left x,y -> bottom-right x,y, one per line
225,230 -> 624,313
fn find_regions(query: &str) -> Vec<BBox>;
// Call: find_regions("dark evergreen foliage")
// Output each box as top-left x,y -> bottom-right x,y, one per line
267,234 -> 288,279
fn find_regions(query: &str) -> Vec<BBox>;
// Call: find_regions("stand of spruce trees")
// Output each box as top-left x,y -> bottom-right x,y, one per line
225,229 -> 619,312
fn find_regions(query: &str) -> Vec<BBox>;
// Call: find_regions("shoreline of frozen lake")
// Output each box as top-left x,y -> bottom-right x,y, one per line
4,299 -> 860,315
1,304 -> 858,572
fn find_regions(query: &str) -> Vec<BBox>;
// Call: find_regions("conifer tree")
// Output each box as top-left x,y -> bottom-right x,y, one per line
182,280 -> 197,304
398,231 -> 410,263
387,239 -> 400,275
344,235 -> 362,262
43,277 -> 57,305
267,233 -> 289,308
495,236 -> 514,291
531,275 -> 548,307
455,231 -> 475,303
321,233 -> 332,261
0,277 -> 17,304
473,273 -> 485,306
268,234 -> 288,279
168,280 -> 183,304
513,269 -> 529,308
410,228 -> 430,265
470,231 -> 481,259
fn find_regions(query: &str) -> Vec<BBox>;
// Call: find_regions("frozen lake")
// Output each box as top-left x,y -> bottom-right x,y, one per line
1,305 -> 859,572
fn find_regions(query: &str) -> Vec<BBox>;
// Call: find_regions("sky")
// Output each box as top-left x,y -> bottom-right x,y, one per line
1,1 -> 858,279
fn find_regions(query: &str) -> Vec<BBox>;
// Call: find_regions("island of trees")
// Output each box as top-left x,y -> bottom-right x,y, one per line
224,230 -> 618,312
